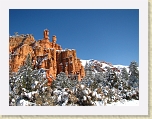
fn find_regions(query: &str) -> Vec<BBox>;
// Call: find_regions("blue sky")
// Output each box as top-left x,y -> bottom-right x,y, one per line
9,9 -> 139,66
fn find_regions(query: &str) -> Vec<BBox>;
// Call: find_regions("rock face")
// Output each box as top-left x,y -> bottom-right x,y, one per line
9,29 -> 85,85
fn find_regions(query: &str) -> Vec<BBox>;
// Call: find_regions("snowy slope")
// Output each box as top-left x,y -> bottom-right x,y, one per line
81,59 -> 112,68
80,59 -> 130,73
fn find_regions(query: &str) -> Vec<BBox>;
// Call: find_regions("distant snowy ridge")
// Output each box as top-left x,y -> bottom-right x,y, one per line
113,65 -> 130,73
80,59 -> 130,73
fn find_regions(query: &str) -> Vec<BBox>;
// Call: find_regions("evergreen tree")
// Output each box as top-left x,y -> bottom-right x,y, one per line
51,72 -> 78,89
84,61 -> 89,69
121,67 -> 129,81
129,61 -> 139,78
25,53 -> 32,67
128,61 -> 139,88
95,72 -> 105,83
19,53 -> 33,92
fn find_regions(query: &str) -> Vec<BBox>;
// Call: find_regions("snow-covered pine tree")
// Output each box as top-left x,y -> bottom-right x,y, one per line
128,61 -> 139,88
129,61 -> 139,78
51,72 -> 78,89
19,53 -> 34,92
104,67 -> 118,88
120,67 -> 130,89
95,72 -> 105,83
121,67 -> 129,81
84,61 -> 89,69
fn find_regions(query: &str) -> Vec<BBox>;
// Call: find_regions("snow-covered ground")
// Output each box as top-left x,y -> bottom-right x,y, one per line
94,99 -> 139,106
16,99 -> 139,106
106,99 -> 139,106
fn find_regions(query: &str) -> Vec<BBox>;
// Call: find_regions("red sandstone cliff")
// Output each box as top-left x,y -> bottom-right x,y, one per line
9,29 -> 85,85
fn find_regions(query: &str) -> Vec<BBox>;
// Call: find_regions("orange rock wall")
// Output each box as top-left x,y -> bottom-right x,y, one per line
9,29 -> 85,85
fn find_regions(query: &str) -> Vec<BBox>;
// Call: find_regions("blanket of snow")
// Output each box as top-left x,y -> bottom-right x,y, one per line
94,99 -> 139,106
17,99 -> 139,106
106,99 -> 139,106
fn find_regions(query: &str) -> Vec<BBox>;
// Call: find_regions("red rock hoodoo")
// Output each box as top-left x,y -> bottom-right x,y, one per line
9,29 -> 85,85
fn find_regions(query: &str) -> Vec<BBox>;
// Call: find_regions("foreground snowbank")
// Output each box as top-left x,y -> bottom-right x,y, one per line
94,99 -> 139,106
16,98 -> 139,106
106,99 -> 139,106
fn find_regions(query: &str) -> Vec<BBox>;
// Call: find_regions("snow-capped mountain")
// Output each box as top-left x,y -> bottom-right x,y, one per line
80,59 -> 130,73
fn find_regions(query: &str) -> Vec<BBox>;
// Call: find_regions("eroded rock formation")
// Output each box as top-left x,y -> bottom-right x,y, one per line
9,29 -> 85,85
